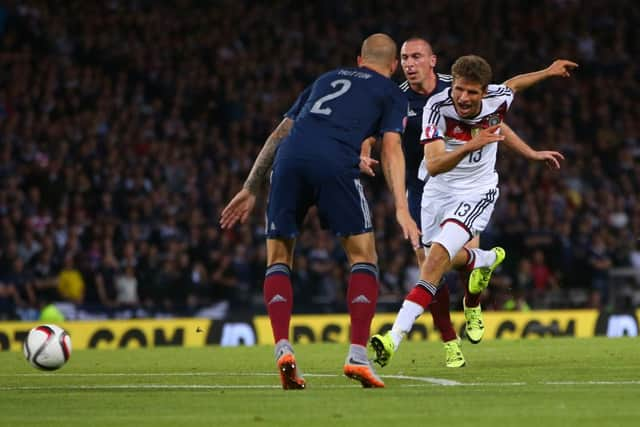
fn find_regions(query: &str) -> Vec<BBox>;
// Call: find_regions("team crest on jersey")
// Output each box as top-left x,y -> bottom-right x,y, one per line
471,113 -> 503,137
481,113 -> 502,129
480,103 -> 508,129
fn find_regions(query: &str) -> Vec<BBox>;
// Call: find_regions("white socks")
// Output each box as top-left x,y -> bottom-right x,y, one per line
390,300 -> 424,349
469,248 -> 497,269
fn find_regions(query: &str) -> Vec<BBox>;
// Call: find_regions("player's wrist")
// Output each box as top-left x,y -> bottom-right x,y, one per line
395,205 -> 410,214
242,182 -> 260,195
528,150 -> 541,160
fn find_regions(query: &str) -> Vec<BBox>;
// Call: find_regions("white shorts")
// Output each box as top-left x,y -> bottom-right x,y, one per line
420,187 -> 499,246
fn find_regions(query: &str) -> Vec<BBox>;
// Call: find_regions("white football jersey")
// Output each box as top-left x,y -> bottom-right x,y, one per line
418,84 -> 514,192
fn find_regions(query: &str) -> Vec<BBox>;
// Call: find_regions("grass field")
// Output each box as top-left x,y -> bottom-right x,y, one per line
1,337 -> 639,426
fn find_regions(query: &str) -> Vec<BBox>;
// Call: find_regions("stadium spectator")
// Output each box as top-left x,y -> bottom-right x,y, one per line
0,0 -> 638,321
56,254 -> 85,305
587,232 -> 613,308
114,265 -> 139,309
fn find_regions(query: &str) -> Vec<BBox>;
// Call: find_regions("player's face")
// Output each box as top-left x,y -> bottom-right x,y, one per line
451,78 -> 486,118
400,40 -> 436,85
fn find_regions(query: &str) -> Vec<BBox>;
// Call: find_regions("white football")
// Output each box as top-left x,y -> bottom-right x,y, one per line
23,324 -> 72,370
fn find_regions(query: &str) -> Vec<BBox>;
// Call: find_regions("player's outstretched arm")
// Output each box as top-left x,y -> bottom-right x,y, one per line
243,117 -> 294,194
380,131 -> 420,248
503,59 -> 578,93
425,124 -> 504,176
501,122 -> 564,169
219,117 -> 293,229
359,136 -> 379,176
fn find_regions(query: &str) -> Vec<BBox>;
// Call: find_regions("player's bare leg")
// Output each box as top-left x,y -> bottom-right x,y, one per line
371,222 -> 500,366
341,232 -> 384,388
372,242 -> 451,365
265,238 -> 305,389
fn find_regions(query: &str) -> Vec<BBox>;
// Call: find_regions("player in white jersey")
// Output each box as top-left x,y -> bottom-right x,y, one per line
419,83 -> 513,193
370,55 -> 568,366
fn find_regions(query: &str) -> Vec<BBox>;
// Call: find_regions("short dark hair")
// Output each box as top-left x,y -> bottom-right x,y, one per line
402,36 -> 435,53
451,55 -> 492,88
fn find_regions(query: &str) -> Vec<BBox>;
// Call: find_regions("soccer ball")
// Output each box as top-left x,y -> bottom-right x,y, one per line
23,324 -> 72,370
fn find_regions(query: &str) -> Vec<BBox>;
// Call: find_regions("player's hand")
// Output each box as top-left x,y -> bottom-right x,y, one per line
220,188 -> 256,229
395,208 -> 421,249
359,156 -> 379,176
469,124 -> 505,150
545,59 -> 578,78
532,150 -> 565,169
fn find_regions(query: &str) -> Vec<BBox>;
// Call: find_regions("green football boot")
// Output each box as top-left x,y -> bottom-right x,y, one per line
468,247 -> 506,294
444,337 -> 466,368
463,301 -> 485,344
369,331 -> 396,368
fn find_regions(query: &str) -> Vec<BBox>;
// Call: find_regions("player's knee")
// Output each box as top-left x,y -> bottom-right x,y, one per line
416,246 -> 429,267
423,243 -> 450,269
347,247 -> 377,265
342,233 -> 377,265
266,239 -> 295,267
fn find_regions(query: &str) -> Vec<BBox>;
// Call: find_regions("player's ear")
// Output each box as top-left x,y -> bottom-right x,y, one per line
357,55 -> 363,66
390,58 -> 398,74
430,54 -> 437,68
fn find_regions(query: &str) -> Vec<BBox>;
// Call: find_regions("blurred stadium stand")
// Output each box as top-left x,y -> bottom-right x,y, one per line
0,0 -> 638,320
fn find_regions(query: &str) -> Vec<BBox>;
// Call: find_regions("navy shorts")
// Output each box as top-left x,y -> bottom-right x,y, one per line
407,184 -> 424,229
408,184 -> 426,247
266,159 -> 373,238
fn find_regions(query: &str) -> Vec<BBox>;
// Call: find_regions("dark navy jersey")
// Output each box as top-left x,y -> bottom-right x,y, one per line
277,67 -> 407,171
400,73 -> 452,190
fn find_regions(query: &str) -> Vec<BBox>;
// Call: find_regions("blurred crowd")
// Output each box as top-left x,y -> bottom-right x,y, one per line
0,0 -> 639,320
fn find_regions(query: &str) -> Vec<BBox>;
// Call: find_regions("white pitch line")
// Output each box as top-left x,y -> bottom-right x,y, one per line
0,371 -> 459,385
545,381 -> 640,385
0,383 -> 507,391
0,384 -> 282,391
0,380 -> 638,392
1,372 -> 638,389
382,375 -> 461,386
0,383 -> 432,391
0,372 -> 280,377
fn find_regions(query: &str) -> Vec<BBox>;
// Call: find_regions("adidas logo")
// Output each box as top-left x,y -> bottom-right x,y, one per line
351,294 -> 371,304
408,109 -> 417,117
268,294 -> 287,304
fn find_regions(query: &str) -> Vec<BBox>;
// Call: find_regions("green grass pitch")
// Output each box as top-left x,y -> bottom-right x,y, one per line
1,337 -> 639,427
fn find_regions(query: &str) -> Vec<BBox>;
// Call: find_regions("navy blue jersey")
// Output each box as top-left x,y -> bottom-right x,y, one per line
277,67 -> 406,171
400,74 -> 452,190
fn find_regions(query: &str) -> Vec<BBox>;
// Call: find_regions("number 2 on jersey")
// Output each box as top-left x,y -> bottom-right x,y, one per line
310,79 -> 352,116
